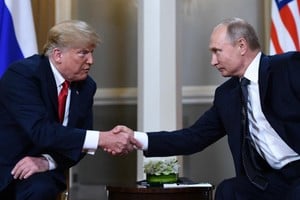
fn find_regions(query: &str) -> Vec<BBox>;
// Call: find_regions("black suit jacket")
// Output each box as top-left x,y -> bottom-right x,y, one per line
0,55 -> 96,190
145,51 -> 300,177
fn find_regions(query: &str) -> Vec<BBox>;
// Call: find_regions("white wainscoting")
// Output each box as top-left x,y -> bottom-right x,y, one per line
94,85 -> 216,106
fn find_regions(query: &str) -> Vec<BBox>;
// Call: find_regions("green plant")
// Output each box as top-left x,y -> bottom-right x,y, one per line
144,158 -> 179,176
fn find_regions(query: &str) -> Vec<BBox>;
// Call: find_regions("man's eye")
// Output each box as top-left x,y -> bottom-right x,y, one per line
79,50 -> 89,55
215,49 -> 222,54
210,48 -> 221,54
77,50 -> 93,57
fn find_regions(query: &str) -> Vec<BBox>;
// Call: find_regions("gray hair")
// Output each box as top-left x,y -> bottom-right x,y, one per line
220,18 -> 261,51
43,20 -> 101,56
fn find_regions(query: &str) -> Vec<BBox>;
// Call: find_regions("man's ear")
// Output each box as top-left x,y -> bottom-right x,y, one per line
237,38 -> 247,55
52,48 -> 63,63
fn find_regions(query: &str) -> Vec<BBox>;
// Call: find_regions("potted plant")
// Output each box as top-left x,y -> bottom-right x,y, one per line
144,157 -> 179,185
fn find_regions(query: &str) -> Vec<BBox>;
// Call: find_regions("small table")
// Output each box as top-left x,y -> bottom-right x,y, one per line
106,179 -> 214,200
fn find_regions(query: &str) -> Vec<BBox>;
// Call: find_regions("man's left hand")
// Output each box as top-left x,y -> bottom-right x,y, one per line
11,156 -> 49,180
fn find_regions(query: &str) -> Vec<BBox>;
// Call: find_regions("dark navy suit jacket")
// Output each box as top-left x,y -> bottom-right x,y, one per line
145,51 -> 300,177
0,55 -> 96,191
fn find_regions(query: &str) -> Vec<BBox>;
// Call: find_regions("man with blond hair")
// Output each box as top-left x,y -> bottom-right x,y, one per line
0,20 -> 139,200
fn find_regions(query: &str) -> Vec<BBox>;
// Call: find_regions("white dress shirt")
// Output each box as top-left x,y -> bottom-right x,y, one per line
134,131 -> 148,150
243,52 -> 300,169
44,62 -> 99,170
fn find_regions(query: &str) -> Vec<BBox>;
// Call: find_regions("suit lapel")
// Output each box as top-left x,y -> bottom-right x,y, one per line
220,77 -> 243,138
68,83 -> 81,126
258,53 -> 271,107
38,56 -> 59,120
258,54 -> 286,139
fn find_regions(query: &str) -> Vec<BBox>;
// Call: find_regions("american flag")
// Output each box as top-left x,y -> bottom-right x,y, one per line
270,0 -> 300,55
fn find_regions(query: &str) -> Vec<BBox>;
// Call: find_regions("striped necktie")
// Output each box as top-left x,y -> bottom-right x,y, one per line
240,77 -> 268,190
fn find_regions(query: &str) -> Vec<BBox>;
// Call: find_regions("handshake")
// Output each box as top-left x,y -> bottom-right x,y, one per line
98,125 -> 143,156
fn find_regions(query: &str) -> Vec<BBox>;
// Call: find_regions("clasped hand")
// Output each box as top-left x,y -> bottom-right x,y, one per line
99,125 -> 142,156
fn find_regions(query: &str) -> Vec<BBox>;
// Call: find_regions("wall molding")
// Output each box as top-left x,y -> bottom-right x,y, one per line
94,85 -> 216,106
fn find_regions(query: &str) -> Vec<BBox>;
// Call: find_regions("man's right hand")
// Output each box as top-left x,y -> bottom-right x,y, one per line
99,125 -> 142,156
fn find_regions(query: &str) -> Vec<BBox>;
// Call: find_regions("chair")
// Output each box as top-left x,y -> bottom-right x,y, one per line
57,170 -> 70,200
57,190 -> 68,200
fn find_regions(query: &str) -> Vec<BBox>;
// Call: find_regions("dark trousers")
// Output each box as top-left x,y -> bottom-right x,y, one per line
0,172 -> 65,200
215,160 -> 300,200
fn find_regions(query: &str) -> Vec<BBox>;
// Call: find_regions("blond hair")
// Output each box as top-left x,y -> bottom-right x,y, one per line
43,20 -> 101,56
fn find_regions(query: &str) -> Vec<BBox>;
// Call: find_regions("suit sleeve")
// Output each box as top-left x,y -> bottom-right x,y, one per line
145,104 -> 225,157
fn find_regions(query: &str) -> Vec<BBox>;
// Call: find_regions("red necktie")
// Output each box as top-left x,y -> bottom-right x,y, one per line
58,81 -> 70,123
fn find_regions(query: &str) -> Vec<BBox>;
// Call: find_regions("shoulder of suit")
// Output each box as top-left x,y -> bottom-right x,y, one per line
8,54 -> 46,75
85,76 -> 97,89
216,77 -> 239,91
73,76 -> 97,92
266,51 -> 300,71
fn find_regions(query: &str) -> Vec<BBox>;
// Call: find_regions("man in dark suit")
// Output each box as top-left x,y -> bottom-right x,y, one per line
125,18 -> 300,199
0,20 -> 139,200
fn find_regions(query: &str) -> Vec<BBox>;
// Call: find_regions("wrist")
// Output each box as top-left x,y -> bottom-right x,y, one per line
98,131 -> 107,149
42,154 -> 57,170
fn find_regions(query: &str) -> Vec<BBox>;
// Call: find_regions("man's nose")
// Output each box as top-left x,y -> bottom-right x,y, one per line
210,54 -> 218,66
86,53 -> 94,64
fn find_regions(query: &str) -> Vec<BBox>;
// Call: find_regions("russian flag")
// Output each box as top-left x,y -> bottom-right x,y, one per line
270,0 -> 300,55
0,0 -> 37,77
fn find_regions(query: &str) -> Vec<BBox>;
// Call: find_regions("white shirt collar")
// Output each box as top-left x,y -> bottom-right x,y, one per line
243,52 -> 262,84
49,60 -> 65,88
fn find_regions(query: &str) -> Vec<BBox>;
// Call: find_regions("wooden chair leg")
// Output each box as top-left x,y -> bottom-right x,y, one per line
56,190 -> 68,200
57,170 -> 70,200
61,190 -> 69,200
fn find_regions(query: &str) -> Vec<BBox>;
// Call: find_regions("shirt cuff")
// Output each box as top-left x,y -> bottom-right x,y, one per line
83,130 -> 99,155
134,131 -> 148,150
42,154 -> 57,170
